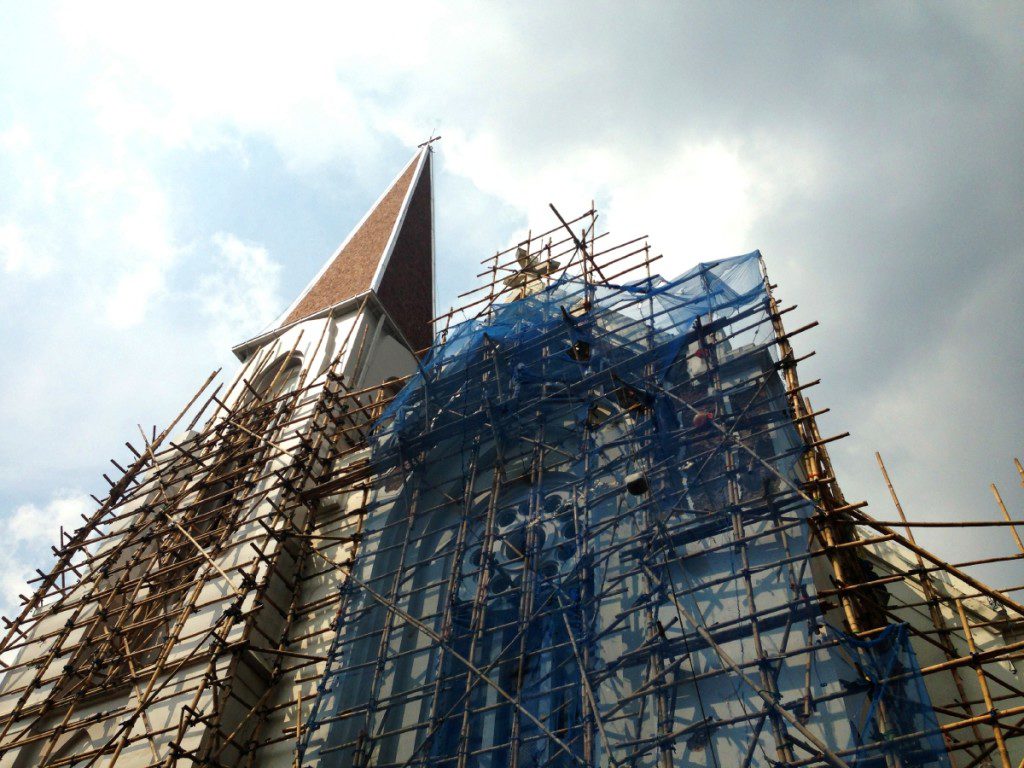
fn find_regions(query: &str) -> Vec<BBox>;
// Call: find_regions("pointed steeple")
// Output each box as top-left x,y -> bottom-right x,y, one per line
273,147 -> 435,351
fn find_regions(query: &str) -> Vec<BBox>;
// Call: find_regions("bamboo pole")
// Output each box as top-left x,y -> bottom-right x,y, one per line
955,599 -> 1012,768
308,547 -> 586,766
638,563 -> 852,768
992,484 -> 1024,555
876,452 -> 987,757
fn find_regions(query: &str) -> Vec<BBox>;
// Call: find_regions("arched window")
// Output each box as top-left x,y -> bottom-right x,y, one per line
253,355 -> 303,400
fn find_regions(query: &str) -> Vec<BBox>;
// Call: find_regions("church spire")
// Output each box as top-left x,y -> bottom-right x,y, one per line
271,147 -> 435,351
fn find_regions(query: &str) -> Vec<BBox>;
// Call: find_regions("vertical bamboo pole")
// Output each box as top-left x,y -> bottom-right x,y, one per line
703,274 -> 794,767
877,452 -> 985,764
760,261 -> 861,633
453,459 -> 505,768
955,599 -> 1012,768
293,688 -> 302,768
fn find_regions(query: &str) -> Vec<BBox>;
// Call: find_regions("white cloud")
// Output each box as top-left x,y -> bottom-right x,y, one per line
196,233 -> 283,349
32,0 -> 808,285
66,163 -> 180,327
0,492 -> 92,618
55,1 -> 443,167
0,129 -> 180,326
0,222 -> 52,277
606,141 -> 764,267
0,124 -> 60,211
8,493 -> 90,544
0,124 -> 32,153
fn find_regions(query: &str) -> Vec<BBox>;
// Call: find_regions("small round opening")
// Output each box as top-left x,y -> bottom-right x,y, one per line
544,495 -> 563,515
539,561 -> 560,580
504,526 -> 528,558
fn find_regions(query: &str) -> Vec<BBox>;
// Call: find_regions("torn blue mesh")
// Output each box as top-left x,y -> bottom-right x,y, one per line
299,252 -> 950,768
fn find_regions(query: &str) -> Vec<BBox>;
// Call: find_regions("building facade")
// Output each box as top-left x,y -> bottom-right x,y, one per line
0,148 -> 1021,768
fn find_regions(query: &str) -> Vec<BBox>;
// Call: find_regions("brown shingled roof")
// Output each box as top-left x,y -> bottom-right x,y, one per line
376,154 -> 433,351
282,151 -> 429,328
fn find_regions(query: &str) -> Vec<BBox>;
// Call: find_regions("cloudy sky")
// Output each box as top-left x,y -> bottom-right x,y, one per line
0,2 -> 1021,616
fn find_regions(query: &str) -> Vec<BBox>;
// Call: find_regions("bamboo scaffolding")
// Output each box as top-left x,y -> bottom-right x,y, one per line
0,206 -> 1020,768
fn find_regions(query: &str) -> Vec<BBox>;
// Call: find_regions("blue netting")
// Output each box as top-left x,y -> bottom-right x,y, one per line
826,624 -> 951,767
299,252 -> 949,768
